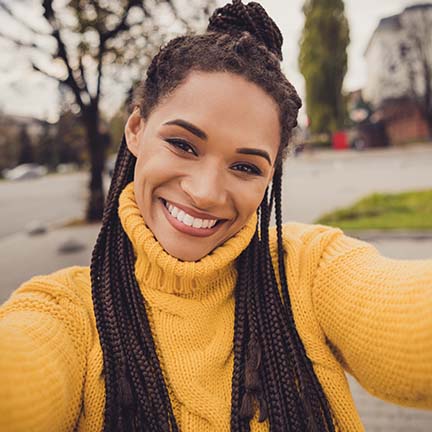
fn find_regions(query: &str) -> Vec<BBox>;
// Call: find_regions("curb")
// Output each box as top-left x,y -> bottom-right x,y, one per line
346,230 -> 432,241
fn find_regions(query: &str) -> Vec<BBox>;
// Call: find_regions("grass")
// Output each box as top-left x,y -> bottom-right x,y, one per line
315,189 -> 432,230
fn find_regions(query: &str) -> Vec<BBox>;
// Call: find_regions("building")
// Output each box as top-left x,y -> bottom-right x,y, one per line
363,4 -> 432,145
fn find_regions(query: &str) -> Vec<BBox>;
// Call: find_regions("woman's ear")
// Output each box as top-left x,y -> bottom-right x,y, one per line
125,107 -> 145,157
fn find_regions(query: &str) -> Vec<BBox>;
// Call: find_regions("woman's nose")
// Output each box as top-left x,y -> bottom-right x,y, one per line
180,168 -> 227,210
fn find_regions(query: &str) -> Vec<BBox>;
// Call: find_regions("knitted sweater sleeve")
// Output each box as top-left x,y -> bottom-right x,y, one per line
0,267 -> 91,432
312,232 -> 432,410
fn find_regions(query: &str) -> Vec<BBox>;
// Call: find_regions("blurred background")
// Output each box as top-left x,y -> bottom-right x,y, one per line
0,0 -> 431,430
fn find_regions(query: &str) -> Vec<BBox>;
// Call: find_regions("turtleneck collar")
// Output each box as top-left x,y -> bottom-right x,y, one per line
118,182 -> 257,297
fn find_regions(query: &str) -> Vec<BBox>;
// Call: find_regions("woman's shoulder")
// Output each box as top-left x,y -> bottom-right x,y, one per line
269,222 -> 343,254
1,266 -> 93,321
15,265 -> 91,299
268,222 -> 380,280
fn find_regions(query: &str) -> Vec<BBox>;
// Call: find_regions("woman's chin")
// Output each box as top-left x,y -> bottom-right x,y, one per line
161,242 -> 209,262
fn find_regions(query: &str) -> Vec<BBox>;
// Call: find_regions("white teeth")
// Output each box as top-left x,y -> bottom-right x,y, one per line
176,210 -> 186,222
192,219 -> 202,228
183,214 -> 194,226
171,206 -> 179,217
164,200 -> 219,229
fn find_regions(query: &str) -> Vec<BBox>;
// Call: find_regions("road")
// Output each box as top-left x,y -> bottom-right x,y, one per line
0,172 -> 90,239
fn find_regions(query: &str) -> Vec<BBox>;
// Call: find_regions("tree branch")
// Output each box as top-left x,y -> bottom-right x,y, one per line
100,0 -> 141,44
31,61 -> 63,81
42,0 -> 55,24
94,46 -> 104,107
39,0 -> 86,110
164,0 -> 195,32
91,0 -> 145,107
45,11 -> 86,112
0,30 -> 41,50
0,1 -> 50,36
78,55 -> 90,95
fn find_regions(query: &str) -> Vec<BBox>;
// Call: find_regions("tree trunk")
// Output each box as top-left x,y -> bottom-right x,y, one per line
84,107 -> 107,222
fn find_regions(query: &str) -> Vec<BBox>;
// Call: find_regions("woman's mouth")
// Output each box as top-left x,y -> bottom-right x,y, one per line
160,198 -> 225,237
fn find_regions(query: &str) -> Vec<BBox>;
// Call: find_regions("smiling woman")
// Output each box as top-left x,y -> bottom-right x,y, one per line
1,1 -> 432,432
125,72 -> 280,261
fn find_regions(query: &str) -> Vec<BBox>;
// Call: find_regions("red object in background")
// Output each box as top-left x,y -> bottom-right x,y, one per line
332,131 -> 349,150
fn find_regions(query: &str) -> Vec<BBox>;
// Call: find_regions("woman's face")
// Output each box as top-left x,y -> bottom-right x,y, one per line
125,71 -> 280,261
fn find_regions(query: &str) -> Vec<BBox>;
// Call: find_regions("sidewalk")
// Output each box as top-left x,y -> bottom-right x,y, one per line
0,223 -> 99,304
299,142 -> 432,161
0,222 -> 431,431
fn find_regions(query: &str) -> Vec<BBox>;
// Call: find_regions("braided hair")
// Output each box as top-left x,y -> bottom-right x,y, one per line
90,1 -> 335,430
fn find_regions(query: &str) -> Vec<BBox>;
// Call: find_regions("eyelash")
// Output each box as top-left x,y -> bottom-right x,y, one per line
164,138 -> 262,176
165,138 -> 197,155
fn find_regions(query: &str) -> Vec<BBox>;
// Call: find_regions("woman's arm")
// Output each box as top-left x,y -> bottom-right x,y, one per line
312,233 -> 432,409
0,267 -> 91,432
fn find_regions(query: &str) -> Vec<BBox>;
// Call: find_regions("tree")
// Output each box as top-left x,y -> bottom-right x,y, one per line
54,109 -> 87,166
396,5 -> 432,136
0,112 -> 20,171
35,121 -> 58,170
17,125 -> 34,165
299,0 -> 350,135
0,0 -> 216,220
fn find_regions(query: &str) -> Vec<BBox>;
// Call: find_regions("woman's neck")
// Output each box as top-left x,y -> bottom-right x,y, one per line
118,182 -> 257,297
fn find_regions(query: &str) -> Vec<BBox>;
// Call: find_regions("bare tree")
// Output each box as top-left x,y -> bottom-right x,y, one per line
394,4 -> 432,135
0,0 -> 216,220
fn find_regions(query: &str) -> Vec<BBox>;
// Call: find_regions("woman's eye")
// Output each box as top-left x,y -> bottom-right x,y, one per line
165,138 -> 197,155
232,163 -> 262,176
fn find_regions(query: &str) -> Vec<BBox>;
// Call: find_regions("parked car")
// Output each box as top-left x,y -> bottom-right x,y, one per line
3,164 -> 48,181
349,121 -> 389,151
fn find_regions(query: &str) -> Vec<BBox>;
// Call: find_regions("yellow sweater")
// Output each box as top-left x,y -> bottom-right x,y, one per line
1,181 -> 431,431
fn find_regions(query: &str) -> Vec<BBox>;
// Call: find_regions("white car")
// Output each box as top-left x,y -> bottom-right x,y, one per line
3,164 -> 48,181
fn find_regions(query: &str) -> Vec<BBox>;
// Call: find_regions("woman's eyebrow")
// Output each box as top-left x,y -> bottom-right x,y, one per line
236,148 -> 272,165
163,119 -> 272,165
163,119 -> 207,140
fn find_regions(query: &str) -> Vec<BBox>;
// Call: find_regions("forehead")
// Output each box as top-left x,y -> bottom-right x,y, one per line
147,71 -> 281,156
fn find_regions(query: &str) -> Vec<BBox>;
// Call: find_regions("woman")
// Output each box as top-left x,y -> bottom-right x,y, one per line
1,1 -> 431,431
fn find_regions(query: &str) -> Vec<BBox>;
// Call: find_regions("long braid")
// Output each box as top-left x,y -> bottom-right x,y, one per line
91,137 -> 178,431
90,1 -> 336,430
260,189 -> 305,429
231,241 -> 254,432
273,168 -> 335,431
233,174 -> 334,431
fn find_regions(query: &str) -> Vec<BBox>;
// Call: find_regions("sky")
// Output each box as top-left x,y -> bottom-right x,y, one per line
0,0 -> 427,122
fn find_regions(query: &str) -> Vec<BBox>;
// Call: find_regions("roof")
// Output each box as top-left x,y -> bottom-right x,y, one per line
364,14 -> 401,55
405,3 -> 432,13
364,3 -> 432,56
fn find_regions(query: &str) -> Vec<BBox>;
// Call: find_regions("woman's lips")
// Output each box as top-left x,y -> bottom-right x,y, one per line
160,199 -> 224,238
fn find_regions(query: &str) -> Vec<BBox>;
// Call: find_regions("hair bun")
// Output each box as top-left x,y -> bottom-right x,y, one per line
207,0 -> 283,61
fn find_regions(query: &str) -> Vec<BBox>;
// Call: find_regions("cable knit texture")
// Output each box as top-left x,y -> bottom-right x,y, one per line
1,181 -> 431,431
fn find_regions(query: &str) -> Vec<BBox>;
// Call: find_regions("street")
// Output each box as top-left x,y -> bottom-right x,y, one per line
0,172 -> 90,239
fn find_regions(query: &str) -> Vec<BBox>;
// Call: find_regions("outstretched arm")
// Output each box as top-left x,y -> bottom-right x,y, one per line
312,234 -> 432,409
0,268 -> 91,431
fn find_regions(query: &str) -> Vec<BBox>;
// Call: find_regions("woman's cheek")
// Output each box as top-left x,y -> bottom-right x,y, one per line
233,184 -> 265,219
